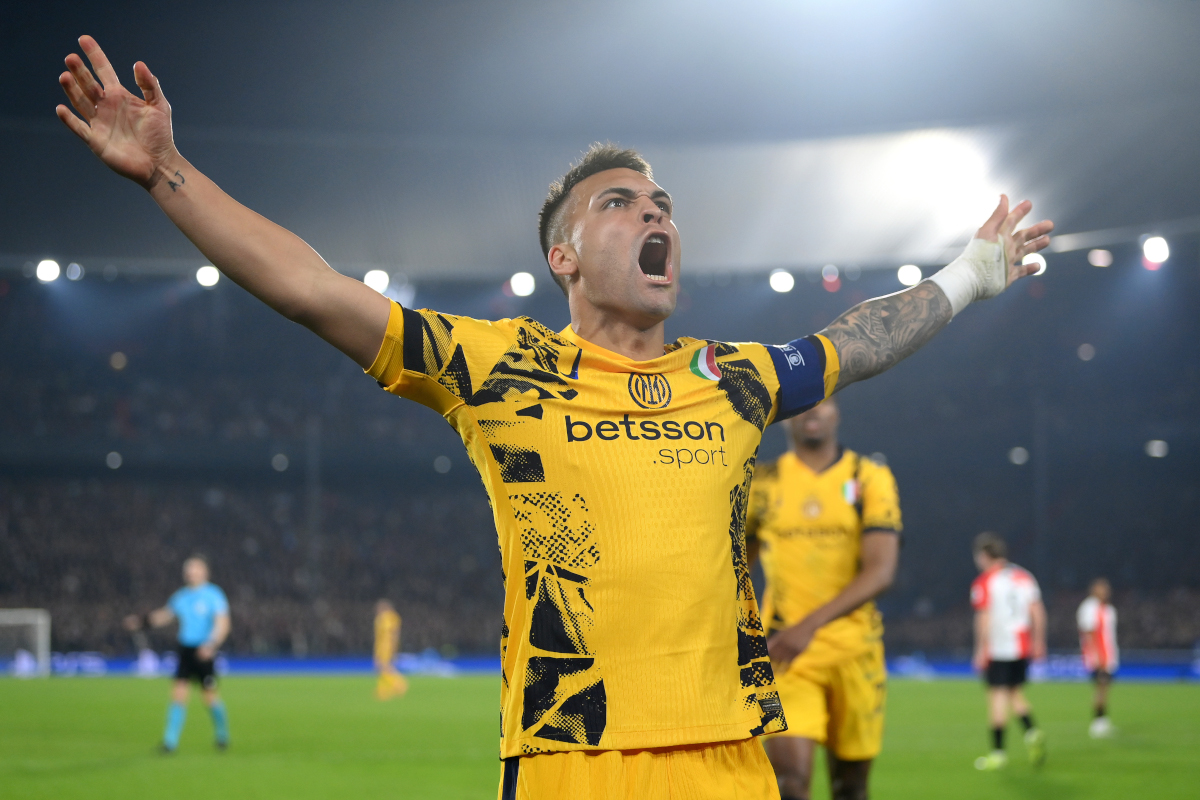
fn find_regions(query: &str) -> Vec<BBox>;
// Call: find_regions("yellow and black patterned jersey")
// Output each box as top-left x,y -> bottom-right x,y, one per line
374,609 -> 401,662
366,302 -> 838,756
747,450 -> 901,668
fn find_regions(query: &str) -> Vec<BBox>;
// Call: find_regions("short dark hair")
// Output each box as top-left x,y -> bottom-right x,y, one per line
973,532 -> 1007,560
538,143 -> 653,294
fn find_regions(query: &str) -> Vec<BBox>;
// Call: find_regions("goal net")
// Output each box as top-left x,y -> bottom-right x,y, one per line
0,609 -> 51,677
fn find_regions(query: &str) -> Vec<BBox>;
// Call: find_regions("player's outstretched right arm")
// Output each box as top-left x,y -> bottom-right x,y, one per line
56,36 -> 389,368
819,196 -> 1053,392
123,607 -> 175,630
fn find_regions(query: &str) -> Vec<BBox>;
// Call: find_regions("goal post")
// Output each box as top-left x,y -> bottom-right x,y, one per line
0,609 -> 51,677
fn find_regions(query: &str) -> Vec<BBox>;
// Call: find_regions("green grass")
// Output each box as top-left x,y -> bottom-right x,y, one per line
1,676 -> 1197,799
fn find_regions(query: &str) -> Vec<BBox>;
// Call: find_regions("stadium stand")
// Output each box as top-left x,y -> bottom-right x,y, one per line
1,247 -> 1197,658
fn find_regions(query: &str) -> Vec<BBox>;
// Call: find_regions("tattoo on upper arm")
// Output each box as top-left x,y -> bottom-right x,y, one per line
166,170 -> 186,192
819,282 -> 952,391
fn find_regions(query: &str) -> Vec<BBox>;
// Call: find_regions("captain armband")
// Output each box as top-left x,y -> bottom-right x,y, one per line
767,335 -> 829,421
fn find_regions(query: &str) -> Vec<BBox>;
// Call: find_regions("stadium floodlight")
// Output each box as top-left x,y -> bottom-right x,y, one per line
1077,343 -> 1096,361
433,455 -> 452,473
1142,236 -> 1168,264
769,269 -> 794,293
106,451 -> 123,469
509,271 -> 535,297
65,262 -> 84,280
1087,249 -> 1113,267
0,609 -> 51,677
1145,439 -> 1168,458
363,269 -> 389,293
109,352 -> 127,371
1008,446 -> 1029,465
821,264 -> 839,282
897,264 -> 922,286
196,265 -> 220,287
1022,253 -> 1047,275
36,260 -> 60,282
271,453 -> 289,472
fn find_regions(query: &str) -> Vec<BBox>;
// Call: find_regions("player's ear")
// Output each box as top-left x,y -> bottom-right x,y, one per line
548,242 -> 578,282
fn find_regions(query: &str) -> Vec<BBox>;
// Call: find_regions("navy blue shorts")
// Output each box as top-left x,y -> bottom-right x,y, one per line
985,658 -> 1028,688
175,646 -> 217,690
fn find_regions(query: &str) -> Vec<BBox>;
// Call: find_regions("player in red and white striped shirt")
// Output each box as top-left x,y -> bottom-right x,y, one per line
1077,578 -> 1118,738
969,533 -> 1047,771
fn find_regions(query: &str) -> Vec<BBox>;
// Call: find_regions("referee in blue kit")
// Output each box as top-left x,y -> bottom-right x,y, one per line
125,554 -> 231,752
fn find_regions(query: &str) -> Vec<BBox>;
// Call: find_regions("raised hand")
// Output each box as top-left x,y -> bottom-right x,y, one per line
52,35 -> 390,369
56,35 -> 177,189
820,195 -> 1054,391
974,195 -> 1055,286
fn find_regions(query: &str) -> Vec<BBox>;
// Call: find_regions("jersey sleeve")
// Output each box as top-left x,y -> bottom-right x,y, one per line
764,334 -> 840,422
167,589 -> 184,616
860,460 -> 902,533
1077,599 -> 1097,632
211,587 -> 230,615
970,576 -> 988,611
365,302 -> 512,413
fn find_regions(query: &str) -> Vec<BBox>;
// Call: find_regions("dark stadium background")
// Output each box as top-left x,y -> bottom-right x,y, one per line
2,1 -> 1198,660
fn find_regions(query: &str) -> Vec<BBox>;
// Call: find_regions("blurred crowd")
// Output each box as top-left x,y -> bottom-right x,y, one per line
0,478 -> 502,656
0,370 -> 449,452
2,476 -> 1198,657
885,587 -> 1200,654
2,264 -> 1198,658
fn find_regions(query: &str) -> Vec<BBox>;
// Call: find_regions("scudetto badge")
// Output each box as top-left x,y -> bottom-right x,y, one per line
628,373 -> 672,409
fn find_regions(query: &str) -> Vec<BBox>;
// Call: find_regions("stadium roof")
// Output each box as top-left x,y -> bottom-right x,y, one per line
3,0 -> 1199,279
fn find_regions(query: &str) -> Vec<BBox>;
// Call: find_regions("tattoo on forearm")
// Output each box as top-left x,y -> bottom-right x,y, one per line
166,170 -> 186,192
819,282 -> 952,391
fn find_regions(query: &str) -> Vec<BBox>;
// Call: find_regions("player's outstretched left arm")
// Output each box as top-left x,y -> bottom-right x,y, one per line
820,196 -> 1053,392
55,36 -> 389,368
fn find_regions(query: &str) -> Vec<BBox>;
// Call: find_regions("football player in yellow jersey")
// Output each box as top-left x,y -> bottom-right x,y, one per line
374,600 -> 409,700
58,36 -> 1052,799
746,396 -> 900,800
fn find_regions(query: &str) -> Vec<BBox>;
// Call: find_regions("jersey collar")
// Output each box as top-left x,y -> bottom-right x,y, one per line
558,325 -> 702,374
785,444 -> 847,476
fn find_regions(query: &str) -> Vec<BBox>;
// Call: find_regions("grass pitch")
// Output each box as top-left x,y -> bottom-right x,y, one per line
2,675 -> 1197,799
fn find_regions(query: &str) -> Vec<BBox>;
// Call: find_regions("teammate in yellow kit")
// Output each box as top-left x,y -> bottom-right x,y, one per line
374,599 -> 408,700
747,397 -> 901,800
58,35 -> 1052,799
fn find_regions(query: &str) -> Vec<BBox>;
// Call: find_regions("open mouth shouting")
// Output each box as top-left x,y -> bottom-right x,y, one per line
638,232 -> 672,283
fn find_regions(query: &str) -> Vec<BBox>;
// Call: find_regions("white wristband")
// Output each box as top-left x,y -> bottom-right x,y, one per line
928,238 -> 1007,317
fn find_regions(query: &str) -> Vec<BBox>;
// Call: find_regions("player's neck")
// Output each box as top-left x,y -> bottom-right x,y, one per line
792,439 -> 840,473
567,307 -> 667,362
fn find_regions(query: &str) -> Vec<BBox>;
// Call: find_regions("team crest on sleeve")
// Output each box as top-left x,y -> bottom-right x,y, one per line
690,344 -> 723,380
627,373 -> 672,409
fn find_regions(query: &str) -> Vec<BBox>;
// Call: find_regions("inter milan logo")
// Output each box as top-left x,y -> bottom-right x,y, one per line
628,373 -> 672,409
803,497 -> 822,519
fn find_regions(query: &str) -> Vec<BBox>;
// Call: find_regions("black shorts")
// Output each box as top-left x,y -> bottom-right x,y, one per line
985,658 -> 1029,688
175,646 -> 217,689
1091,669 -> 1114,683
